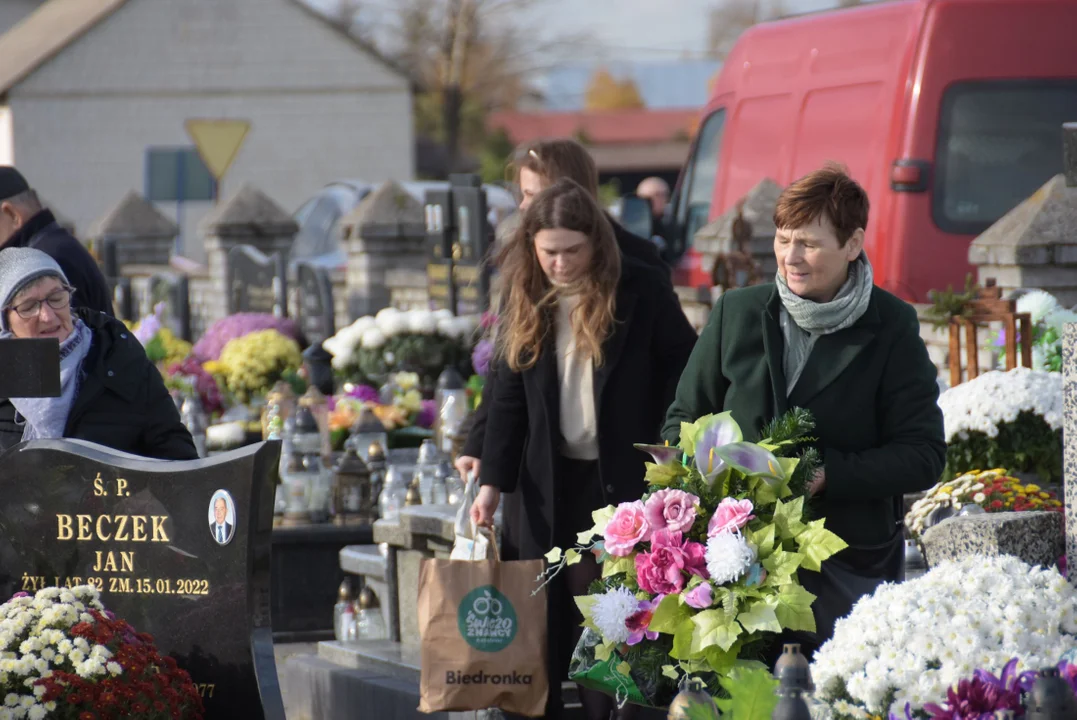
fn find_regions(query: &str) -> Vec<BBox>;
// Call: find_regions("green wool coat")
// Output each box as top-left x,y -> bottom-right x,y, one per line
662,283 -> 946,549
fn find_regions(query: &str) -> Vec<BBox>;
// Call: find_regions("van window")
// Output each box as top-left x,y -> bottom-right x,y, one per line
674,109 -> 726,253
935,81 -> 1077,235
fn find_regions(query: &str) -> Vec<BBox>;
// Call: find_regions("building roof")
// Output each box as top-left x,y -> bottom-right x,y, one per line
0,0 -> 128,96
488,108 -> 697,147
0,0 -> 414,97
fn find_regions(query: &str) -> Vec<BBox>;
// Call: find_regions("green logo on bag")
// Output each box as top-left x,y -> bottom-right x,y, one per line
458,585 -> 517,652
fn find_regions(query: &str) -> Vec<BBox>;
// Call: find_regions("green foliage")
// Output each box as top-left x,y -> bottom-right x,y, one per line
925,274 -> 977,330
943,410 -> 1062,483
715,665 -> 780,720
478,127 -> 515,184
340,332 -> 473,394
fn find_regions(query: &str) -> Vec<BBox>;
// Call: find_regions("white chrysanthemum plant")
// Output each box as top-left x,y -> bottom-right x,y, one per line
541,409 -> 847,709
936,367 -> 1062,484
0,585 -> 202,719
812,555 -> 1077,720
992,290 -> 1077,373
323,308 -> 481,369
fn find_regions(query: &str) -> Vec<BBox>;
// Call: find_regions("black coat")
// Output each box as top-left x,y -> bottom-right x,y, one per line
3,210 -> 115,316
0,309 -> 197,460
479,257 -> 697,561
461,219 -> 671,458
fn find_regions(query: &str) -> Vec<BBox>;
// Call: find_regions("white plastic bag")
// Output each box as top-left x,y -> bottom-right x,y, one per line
451,471 -> 489,560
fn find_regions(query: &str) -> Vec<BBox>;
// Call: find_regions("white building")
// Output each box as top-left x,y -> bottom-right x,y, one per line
0,0 -> 414,259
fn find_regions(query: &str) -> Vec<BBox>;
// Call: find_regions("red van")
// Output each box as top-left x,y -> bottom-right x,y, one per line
666,0 -> 1077,301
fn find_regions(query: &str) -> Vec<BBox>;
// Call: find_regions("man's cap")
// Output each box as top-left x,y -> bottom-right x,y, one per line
0,167 -> 30,203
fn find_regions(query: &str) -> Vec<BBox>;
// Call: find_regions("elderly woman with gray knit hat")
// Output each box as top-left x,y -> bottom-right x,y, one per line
0,247 -> 197,459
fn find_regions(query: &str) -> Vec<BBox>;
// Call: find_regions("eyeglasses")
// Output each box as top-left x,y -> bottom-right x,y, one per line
6,286 -> 75,319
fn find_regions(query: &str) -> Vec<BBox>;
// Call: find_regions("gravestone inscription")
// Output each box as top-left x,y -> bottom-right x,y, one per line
295,262 -> 335,345
227,245 -> 288,317
0,440 -> 286,720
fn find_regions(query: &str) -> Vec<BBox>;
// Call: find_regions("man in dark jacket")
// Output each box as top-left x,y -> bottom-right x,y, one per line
0,167 -> 114,315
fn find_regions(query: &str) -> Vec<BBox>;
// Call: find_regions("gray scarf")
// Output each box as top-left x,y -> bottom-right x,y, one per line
9,320 -> 93,440
776,253 -> 874,393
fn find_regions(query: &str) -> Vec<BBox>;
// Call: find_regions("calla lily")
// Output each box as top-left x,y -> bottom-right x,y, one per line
634,443 -> 682,466
692,412 -> 743,482
714,442 -> 785,484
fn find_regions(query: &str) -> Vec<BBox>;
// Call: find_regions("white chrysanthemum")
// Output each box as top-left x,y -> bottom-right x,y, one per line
106,661 -> 122,677
26,706 -> 44,720
591,587 -> 639,645
360,327 -> 387,349
705,531 -> 756,585
1017,290 -> 1061,324
937,367 -> 1061,441
814,555 -> 1077,719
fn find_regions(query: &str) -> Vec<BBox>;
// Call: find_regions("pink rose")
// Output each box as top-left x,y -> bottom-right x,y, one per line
708,498 -> 756,537
644,489 -> 700,536
635,531 -> 709,594
603,501 -> 650,557
684,583 -> 714,609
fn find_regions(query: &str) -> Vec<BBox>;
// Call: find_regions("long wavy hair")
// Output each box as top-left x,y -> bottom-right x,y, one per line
495,178 -> 621,372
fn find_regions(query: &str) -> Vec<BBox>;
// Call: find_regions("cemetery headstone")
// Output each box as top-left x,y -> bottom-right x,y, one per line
148,272 -> 193,342
227,245 -> 288,317
295,262 -> 335,345
0,439 -> 286,720
423,175 -> 491,315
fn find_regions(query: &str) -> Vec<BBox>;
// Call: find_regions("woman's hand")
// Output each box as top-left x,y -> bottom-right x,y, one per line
470,485 -> 500,528
455,455 -> 481,481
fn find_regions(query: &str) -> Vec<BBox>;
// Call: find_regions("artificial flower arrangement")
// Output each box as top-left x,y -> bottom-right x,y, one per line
993,290 -> 1077,373
190,313 -> 300,363
905,468 -> 1063,540
937,368 -> 1062,483
328,372 -> 437,443
208,329 -> 303,404
812,555 -> 1077,720
541,408 -> 847,708
0,585 -> 203,720
127,304 -> 192,369
322,308 -> 478,391
163,358 -> 224,417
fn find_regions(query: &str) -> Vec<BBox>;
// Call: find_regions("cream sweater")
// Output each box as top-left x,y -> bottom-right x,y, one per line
555,295 -> 598,460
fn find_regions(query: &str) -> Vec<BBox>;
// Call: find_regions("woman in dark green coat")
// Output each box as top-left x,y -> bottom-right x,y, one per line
662,164 -> 945,654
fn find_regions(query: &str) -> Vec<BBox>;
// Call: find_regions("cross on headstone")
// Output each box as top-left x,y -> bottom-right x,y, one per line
0,439 -> 286,719
947,278 -> 1033,387
227,245 -> 288,317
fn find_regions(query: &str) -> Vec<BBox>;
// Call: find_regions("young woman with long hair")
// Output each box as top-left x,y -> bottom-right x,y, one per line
470,178 -> 697,719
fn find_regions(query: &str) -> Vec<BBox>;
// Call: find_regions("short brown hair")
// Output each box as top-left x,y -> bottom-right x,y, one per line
773,163 -> 869,246
509,138 -> 599,199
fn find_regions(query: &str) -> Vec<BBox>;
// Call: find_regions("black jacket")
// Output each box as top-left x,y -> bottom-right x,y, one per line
479,257 -> 697,560
461,220 -> 672,458
4,210 -> 114,316
0,309 -> 197,460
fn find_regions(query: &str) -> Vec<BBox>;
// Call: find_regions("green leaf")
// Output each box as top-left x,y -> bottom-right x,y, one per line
649,593 -> 691,634
772,497 -> 807,540
704,643 -> 740,677
761,548 -> 803,581
565,549 -> 582,566
661,665 -> 680,681
748,476 -> 781,507
796,518 -> 849,571
602,555 -> 636,579
645,461 -> 689,488
746,523 -> 776,556
594,642 -> 613,662
544,548 -> 562,563
672,618 -> 697,660
773,584 -> 817,633
735,602 -> 782,634
715,665 -> 780,720
678,419 -> 705,456
591,506 -> 616,530
691,609 -> 742,653
577,529 -> 598,545
616,661 -> 632,676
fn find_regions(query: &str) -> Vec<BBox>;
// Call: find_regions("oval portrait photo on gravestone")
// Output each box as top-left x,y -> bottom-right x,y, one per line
208,489 -> 237,546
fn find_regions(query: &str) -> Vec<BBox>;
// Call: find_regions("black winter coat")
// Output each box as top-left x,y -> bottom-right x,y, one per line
0,309 -> 197,460
479,257 -> 697,561
461,219 -> 670,458
3,210 -> 115,316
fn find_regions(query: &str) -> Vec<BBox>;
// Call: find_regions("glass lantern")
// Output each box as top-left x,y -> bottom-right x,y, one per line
355,586 -> 387,641
414,439 -> 443,505
304,453 -> 332,524
334,579 -> 354,642
434,367 -> 468,455
378,465 -> 409,522
279,449 -> 312,526
351,405 -> 388,464
262,382 -> 297,441
180,394 -> 208,459
365,441 -> 387,517
332,446 -> 372,525
299,386 -> 332,461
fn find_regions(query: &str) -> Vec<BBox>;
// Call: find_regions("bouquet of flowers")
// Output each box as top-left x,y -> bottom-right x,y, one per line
127,304 -> 192,369
0,585 -> 203,720
210,329 -> 302,404
937,368 -> 1062,483
164,358 -> 224,417
190,313 -> 300,363
905,468 -> 1063,539
323,308 -> 478,390
330,372 -> 437,434
542,408 -> 846,707
812,555 -> 1077,720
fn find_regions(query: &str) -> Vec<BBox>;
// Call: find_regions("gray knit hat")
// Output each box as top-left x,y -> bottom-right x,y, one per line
0,247 -> 69,331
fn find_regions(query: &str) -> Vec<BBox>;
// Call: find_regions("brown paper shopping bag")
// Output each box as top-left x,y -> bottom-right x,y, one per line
418,528 -> 548,716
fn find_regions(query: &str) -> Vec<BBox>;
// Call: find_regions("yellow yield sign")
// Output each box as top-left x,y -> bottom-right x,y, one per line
185,119 -> 250,180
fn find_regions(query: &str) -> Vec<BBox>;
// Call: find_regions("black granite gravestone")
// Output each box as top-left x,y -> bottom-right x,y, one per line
148,272 -> 193,342
0,339 -> 60,398
0,439 -> 285,720
227,245 -> 288,317
295,262 -> 335,345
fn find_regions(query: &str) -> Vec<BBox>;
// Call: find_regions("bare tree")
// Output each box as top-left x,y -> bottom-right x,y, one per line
706,0 -> 785,60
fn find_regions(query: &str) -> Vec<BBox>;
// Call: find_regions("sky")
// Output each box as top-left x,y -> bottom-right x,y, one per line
306,0 -> 858,62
